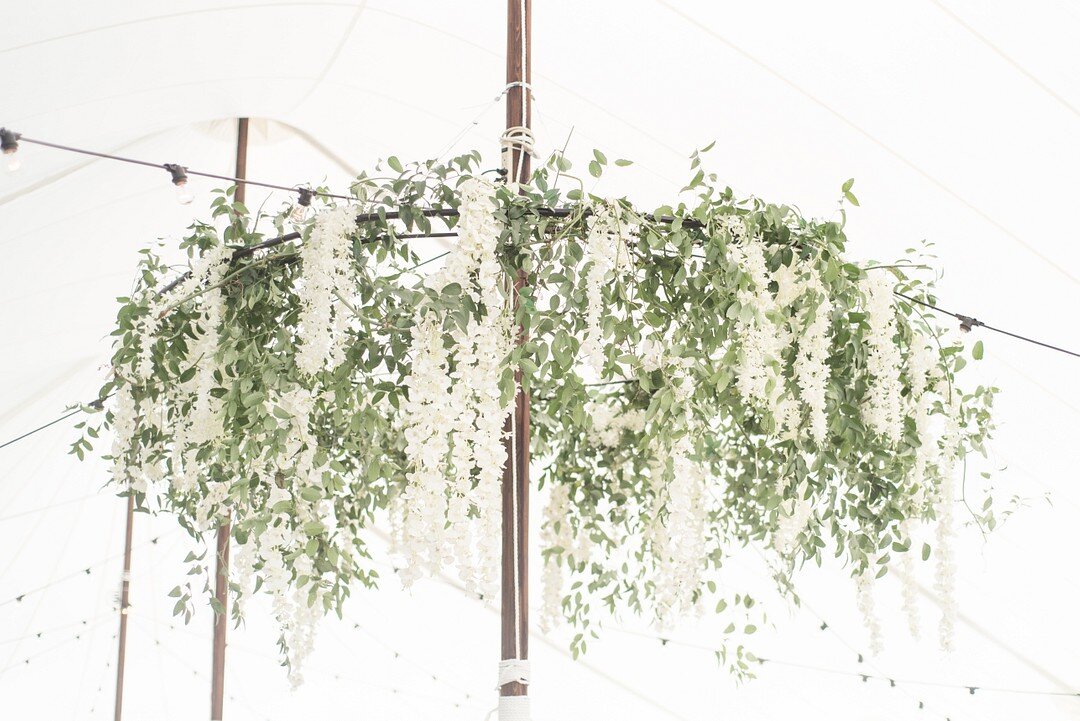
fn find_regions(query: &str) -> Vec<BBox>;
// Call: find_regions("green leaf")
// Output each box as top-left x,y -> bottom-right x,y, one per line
387,156 -> 403,173
592,149 -> 608,165
588,160 -> 603,178
614,159 -> 633,167
972,340 -> 984,360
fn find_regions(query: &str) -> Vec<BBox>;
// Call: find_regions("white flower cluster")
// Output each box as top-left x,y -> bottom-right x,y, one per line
772,482 -> 813,555
136,243 -> 232,382
170,245 -> 232,494
855,565 -> 884,655
648,436 -> 709,625
586,400 -> 646,447
109,384 -> 140,489
792,276 -> 833,444
898,519 -> 921,639
429,178 -> 503,309
638,336 -> 665,373
232,485 -> 329,688
580,203 -> 633,375
296,205 -> 357,376
731,237 -> 790,419
934,390 -> 962,652
398,178 -> 512,597
907,340 -> 941,508
860,275 -> 904,444
539,484 -> 592,632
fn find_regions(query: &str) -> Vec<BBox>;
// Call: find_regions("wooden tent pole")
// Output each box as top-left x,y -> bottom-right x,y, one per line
501,0 -> 532,708
112,493 -> 135,721
210,116 -> 248,721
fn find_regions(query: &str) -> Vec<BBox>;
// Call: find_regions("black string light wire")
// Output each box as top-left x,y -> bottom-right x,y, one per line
895,292 -> 1080,359
612,623 -> 1080,708
1,129 -> 357,203
0,535 -> 162,608
139,615 -> 485,715
0,614 -> 110,646
3,127 -> 1076,347
0,619 -> 114,675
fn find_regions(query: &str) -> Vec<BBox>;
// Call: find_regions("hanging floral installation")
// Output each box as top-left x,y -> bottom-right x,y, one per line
76,148 -> 997,682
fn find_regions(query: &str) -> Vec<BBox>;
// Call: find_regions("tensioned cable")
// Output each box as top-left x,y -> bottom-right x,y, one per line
0,407 -> 84,450
0,614 -> 111,646
895,292 -> 1080,359
6,128 -> 1077,354
613,626 -> 1080,701
0,618 -> 114,675
18,123 -> 1078,362
0,534 -> 163,608
12,135 -> 355,201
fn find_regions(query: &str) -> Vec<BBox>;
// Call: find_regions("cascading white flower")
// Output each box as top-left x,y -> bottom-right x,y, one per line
539,484 -> 593,632
296,205 -> 357,376
898,518 -> 921,639
586,399 -> 646,448
907,339 -> 941,508
855,565 -> 884,655
860,274 -> 904,444
247,484 -> 326,688
167,244 -> 232,494
398,177 -> 511,597
773,481 -> 813,556
792,275 -> 833,445
638,336 -> 665,373
934,384 -> 962,652
109,384 -> 140,488
580,203 -> 633,376
648,434 -> 709,625
731,236 -> 791,420
399,315 -> 454,585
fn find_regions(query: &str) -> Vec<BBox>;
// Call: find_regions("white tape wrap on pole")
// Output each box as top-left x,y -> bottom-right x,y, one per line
497,659 -> 531,721
497,658 -> 531,689
498,695 -> 532,721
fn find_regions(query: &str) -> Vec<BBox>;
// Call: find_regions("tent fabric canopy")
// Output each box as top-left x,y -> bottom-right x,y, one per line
2,2 -> 1078,719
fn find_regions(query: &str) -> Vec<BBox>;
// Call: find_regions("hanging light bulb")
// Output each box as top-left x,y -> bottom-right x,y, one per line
1,128 -> 21,172
291,187 -> 314,222
164,163 -> 193,205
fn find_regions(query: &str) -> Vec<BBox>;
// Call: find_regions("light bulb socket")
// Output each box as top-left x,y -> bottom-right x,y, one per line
296,187 -> 314,207
164,163 -> 189,187
956,314 -> 981,333
0,127 -> 21,155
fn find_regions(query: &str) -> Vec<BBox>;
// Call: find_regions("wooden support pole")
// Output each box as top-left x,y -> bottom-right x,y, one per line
210,116 -> 248,721
113,493 -> 135,721
501,0 -> 532,707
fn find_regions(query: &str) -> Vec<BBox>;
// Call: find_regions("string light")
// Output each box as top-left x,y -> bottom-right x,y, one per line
0,621 -> 114,674
164,163 -> 194,205
0,535 -> 162,608
291,187 -> 314,222
613,623 -> 1080,706
1,127 -> 21,171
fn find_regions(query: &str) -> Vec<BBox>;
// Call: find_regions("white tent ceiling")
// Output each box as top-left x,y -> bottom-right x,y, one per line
1,2 -> 1079,719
